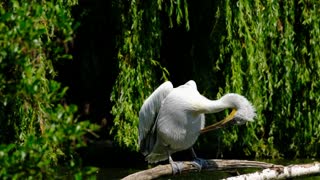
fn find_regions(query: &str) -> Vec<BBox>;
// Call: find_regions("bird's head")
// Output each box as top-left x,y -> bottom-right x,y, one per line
200,95 -> 256,133
232,101 -> 256,125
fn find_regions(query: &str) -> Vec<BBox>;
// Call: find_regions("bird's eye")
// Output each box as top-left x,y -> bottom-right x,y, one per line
234,117 -> 246,125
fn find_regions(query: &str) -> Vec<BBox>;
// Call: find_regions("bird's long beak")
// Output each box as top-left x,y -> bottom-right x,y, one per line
200,109 -> 237,134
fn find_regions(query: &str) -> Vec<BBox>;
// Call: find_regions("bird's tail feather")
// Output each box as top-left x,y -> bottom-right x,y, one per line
146,153 -> 168,164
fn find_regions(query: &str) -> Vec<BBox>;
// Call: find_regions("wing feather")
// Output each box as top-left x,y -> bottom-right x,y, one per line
138,81 -> 173,155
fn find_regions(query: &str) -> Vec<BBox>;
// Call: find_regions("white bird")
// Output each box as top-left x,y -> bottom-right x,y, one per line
138,80 -> 255,173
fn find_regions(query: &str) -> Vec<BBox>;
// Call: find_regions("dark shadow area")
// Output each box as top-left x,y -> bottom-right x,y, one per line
78,141 -> 147,168
55,0 -> 119,140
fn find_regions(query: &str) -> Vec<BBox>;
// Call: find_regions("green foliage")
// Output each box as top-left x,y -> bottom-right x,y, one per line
216,0 -> 320,158
0,104 -> 98,179
110,0 -> 182,150
111,0 -> 320,158
0,0 -> 98,178
0,0 -> 75,143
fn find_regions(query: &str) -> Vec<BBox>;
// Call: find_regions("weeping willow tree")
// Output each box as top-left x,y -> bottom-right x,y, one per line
217,0 -> 320,158
111,0 -> 320,158
111,0 -> 189,151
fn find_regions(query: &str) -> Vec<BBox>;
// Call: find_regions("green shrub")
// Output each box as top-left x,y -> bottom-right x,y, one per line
0,0 -> 98,178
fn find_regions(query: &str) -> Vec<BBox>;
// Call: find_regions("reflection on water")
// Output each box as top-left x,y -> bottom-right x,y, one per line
96,159 -> 320,180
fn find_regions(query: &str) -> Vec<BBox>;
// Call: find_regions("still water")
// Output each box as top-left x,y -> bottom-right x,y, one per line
95,159 -> 320,180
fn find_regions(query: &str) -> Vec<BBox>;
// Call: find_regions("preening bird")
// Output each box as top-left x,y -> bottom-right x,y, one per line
138,80 -> 256,173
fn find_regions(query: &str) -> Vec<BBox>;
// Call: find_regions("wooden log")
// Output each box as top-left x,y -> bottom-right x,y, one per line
121,159 -> 282,180
225,162 -> 320,180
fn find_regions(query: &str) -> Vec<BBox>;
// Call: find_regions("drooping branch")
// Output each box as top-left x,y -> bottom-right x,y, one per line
121,159 -> 282,180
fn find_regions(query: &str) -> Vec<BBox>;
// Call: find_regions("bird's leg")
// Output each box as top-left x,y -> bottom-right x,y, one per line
189,147 -> 208,171
190,147 -> 198,159
168,153 -> 184,175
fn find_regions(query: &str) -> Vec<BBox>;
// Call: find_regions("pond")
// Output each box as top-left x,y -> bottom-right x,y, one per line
95,159 -> 320,179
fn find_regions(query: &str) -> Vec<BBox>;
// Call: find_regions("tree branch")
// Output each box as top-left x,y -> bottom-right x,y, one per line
121,159 -> 282,180
226,162 -> 320,180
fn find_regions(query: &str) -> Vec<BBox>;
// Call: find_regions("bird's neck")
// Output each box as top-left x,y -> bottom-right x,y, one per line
198,94 -> 236,114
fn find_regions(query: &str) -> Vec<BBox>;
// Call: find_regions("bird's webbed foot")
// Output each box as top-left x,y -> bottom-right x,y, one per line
170,161 -> 184,175
189,147 -> 208,171
191,157 -> 208,172
169,156 -> 184,174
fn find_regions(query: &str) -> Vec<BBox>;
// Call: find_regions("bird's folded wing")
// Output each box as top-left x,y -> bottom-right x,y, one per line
138,81 -> 173,153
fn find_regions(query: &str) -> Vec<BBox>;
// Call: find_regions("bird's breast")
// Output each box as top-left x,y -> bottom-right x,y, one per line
155,88 -> 205,151
157,111 -> 203,151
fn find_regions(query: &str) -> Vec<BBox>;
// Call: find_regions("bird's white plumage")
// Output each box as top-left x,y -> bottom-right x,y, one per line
145,81 -> 205,163
138,81 -> 173,155
220,93 -> 256,124
138,80 -> 256,163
